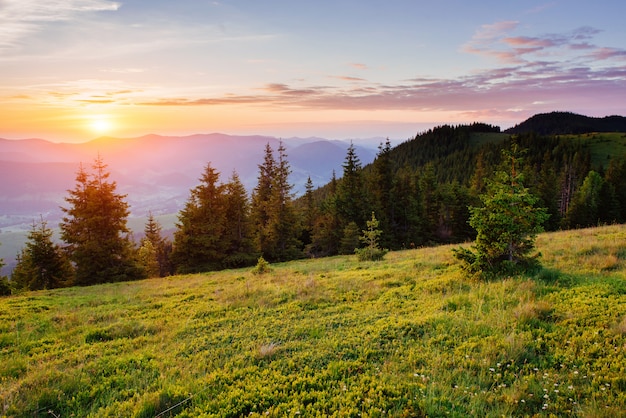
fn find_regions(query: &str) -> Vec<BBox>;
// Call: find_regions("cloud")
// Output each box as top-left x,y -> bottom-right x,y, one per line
350,63 -> 369,70
0,0 -> 120,49
461,21 -> 612,65
134,61 -> 626,117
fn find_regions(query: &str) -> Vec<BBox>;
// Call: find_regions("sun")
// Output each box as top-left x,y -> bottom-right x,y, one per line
89,115 -> 114,136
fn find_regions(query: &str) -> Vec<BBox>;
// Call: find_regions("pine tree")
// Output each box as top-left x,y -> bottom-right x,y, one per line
142,212 -> 172,277
11,218 -> 73,290
300,176 -> 317,248
0,247 -> 10,296
251,143 -> 277,258
172,163 -> 228,273
308,171 -> 342,257
270,141 -> 301,261
336,143 -> 366,238
390,166 -> 423,248
251,142 -> 301,261
223,171 -> 257,267
369,139 -> 394,248
563,171 -> 604,228
355,212 -> 388,261
454,144 -> 549,277
60,158 -> 143,285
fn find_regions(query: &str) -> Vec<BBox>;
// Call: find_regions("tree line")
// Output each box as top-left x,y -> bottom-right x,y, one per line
3,123 -> 626,291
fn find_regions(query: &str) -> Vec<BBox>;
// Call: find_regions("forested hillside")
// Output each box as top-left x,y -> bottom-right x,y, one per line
505,111 -> 626,135
300,120 -> 626,259
5,113 -> 626,287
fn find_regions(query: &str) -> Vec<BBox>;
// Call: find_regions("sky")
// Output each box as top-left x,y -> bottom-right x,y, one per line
0,0 -> 625,143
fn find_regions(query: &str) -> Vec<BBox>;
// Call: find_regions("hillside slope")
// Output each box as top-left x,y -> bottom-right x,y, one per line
505,111 -> 626,135
1,224 -> 625,416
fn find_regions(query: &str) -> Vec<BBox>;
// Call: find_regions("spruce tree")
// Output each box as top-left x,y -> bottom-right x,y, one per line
142,212 -> 172,277
223,171 -> 257,267
251,142 -> 301,261
172,163 -> 228,273
60,158 -> 143,285
0,248 -> 10,296
454,144 -> 549,277
11,218 -> 73,291
355,212 -> 388,261
251,143 -> 276,258
369,139 -> 394,248
308,171 -> 342,257
336,142 -> 366,230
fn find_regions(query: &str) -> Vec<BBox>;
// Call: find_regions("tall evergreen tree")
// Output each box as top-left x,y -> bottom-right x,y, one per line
251,142 -> 301,261
11,218 -> 73,291
369,139 -> 394,248
299,176 -> 317,248
390,166 -> 423,248
308,172 -> 342,257
60,158 -> 143,285
171,163 -> 227,273
0,246 -> 11,296
140,212 -> 171,277
336,143 -> 366,228
563,170 -> 605,228
251,143 -> 277,258
223,171 -> 257,267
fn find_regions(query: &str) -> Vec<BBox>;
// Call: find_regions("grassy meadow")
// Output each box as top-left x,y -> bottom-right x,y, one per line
1,225 -> 626,417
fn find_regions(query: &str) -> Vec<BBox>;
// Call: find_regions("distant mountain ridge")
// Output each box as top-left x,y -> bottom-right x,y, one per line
504,111 -> 626,135
0,133 -> 382,230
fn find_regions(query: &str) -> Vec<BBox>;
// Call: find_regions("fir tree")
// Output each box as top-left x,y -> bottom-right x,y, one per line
336,143 -> 366,241
454,144 -> 549,277
60,158 -> 143,285
0,248 -> 10,296
251,143 -> 277,258
11,218 -> 73,291
142,212 -> 172,277
251,142 -> 301,261
369,139 -> 394,248
223,171 -> 257,267
355,212 -> 388,261
172,163 -> 228,273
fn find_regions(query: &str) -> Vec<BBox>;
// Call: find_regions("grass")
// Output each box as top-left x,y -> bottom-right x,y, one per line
559,132 -> 626,168
1,225 -> 626,417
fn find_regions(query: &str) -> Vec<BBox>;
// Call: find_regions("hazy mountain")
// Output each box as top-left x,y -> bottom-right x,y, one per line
0,134 -> 382,231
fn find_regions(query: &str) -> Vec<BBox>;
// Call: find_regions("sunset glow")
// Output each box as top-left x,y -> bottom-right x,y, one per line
0,1 -> 624,143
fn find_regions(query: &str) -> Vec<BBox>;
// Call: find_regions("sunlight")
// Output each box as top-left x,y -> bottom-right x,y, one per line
89,115 -> 114,136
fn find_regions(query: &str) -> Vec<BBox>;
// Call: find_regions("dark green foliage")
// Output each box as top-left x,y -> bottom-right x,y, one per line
454,145 -> 550,278
355,212 -> 388,261
11,219 -> 73,291
139,212 -> 172,277
250,142 -> 301,262
563,170 -> 604,228
339,222 -> 360,255
60,157 -> 143,285
222,171 -> 257,268
336,143 -> 367,228
170,166 -> 257,272
0,276 -> 10,296
0,253 -> 9,296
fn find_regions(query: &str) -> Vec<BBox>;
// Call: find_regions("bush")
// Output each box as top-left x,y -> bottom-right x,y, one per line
251,256 -> 272,275
0,276 -> 11,296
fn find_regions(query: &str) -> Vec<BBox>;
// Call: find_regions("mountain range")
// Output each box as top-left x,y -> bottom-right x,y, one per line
0,134 -> 385,231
